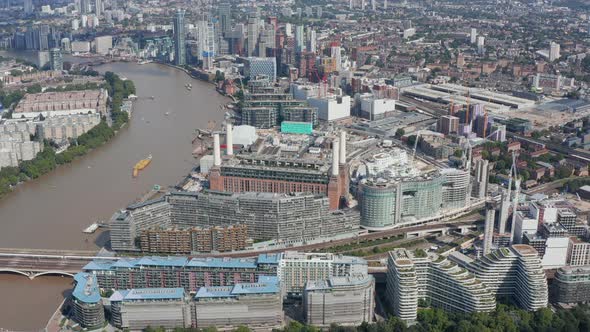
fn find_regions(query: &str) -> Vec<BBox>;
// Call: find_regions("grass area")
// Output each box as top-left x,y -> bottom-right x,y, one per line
322,234 -> 404,253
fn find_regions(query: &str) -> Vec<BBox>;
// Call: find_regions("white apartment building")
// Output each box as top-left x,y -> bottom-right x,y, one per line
278,252 -> 368,294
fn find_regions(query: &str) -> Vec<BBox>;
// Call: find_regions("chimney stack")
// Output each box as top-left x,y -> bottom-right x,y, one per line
213,133 -> 221,166
339,131 -> 346,165
226,123 -> 233,156
332,140 -> 339,176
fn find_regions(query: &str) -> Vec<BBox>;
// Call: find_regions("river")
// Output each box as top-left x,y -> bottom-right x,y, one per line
0,61 -> 228,330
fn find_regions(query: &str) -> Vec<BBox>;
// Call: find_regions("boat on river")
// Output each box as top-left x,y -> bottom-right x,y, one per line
132,154 -> 152,177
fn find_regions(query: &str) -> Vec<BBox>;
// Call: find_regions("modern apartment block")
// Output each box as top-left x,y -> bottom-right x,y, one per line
567,237 -> 590,266
240,83 -> 318,128
277,252 -> 368,294
139,224 -> 249,254
82,254 -> 281,292
303,275 -> 375,326
193,276 -> 284,330
359,165 -> 471,230
110,288 -> 192,330
71,273 -> 105,329
451,244 -> 548,311
386,249 -> 495,323
551,265 -> 590,304
110,191 -> 359,252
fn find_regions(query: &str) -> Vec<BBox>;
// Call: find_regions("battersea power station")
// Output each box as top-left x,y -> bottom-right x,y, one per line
209,125 -> 349,210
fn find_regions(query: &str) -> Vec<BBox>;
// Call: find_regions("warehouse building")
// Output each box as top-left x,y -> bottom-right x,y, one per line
304,275 -> 375,326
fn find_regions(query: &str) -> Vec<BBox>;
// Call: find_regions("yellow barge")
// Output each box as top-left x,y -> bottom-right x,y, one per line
133,154 -> 152,177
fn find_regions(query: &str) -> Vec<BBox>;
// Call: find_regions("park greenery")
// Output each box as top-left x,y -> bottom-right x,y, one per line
0,72 -> 134,199
139,304 -> 590,332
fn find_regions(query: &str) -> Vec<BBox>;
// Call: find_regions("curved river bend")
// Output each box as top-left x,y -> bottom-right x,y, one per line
0,62 -> 227,330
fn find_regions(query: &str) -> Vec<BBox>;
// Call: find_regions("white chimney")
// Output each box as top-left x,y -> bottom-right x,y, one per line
332,140 -> 339,176
213,133 -> 221,166
226,123 -> 233,156
339,131 -> 346,165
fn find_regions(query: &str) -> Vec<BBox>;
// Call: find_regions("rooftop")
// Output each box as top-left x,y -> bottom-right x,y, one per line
110,287 -> 185,302
72,272 -> 101,304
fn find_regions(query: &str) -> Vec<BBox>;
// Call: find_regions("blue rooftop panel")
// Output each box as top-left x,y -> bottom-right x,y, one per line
231,280 -> 280,295
110,288 -> 185,301
257,253 -> 282,265
187,257 -> 257,269
72,272 -> 101,304
83,259 -> 117,271
195,286 -> 235,299
136,256 -> 188,267
112,258 -> 141,268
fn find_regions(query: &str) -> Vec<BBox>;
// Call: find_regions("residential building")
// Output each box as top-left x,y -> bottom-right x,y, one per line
110,191 -> 359,252
452,244 -> 548,311
304,275 -> 375,327
13,90 -> 108,118
551,266 -> 590,304
437,115 -> 459,135
277,252 -> 368,294
173,9 -> 186,66
110,288 -> 191,330
49,48 -> 62,71
386,249 -> 495,323
71,273 -> 105,329
193,276 -> 283,330
83,254 -> 281,292
94,35 -> 112,54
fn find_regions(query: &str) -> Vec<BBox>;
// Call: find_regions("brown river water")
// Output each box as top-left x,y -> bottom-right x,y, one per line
0,61 -> 227,330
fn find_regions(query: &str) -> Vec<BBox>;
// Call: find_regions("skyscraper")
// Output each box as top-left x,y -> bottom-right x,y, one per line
94,0 -> 102,16
23,0 -> 32,14
470,28 -> 477,44
549,41 -> 560,62
218,3 -> 231,35
173,9 -> 186,66
307,29 -> 316,53
477,36 -> 485,54
49,48 -> 63,71
295,25 -> 305,53
483,202 -> 495,255
80,0 -> 90,14
472,159 -> 489,199
246,11 -> 259,57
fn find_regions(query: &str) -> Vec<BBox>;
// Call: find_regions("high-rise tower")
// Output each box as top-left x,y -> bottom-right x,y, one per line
173,9 -> 186,66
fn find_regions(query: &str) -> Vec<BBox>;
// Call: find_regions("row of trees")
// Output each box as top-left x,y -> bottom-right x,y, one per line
0,72 -> 133,199
104,71 -> 135,130
140,304 -> 590,332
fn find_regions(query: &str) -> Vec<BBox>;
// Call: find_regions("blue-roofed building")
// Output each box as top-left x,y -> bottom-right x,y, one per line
83,254 -> 279,292
193,276 -> 284,329
110,287 -> 190,330
71,272 -> 105,329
